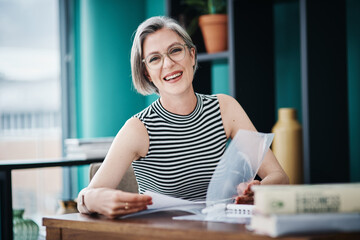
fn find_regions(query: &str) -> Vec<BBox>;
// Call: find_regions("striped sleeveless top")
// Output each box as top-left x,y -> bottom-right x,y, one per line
132,93 -> 228,201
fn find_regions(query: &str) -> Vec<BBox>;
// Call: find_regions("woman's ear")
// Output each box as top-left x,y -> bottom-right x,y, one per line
190,47 -> 196,67
144,70 -> 151,82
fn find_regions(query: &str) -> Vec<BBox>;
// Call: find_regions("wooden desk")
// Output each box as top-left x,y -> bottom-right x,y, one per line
0,157 -> 103,240
43,212 -> 360,240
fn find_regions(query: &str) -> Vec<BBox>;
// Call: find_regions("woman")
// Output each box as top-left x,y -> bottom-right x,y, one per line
77,16 -> 289,219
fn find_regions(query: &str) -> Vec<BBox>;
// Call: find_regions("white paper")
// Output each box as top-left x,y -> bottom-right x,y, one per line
206,130 -> 274,206
145,191 -> 205,209
119,191 -> 205,219
174,203 -> 252,224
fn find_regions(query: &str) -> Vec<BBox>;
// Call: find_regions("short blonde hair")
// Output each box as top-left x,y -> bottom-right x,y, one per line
131,16 -> 198,95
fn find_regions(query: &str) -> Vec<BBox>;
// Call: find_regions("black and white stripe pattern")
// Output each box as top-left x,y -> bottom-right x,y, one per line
132,93 -> 227,201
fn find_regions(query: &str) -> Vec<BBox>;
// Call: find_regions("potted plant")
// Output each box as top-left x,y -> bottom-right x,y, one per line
182,0 -> 227,53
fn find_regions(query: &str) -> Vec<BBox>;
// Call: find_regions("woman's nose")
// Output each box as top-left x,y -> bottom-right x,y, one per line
162,54 -> 175,69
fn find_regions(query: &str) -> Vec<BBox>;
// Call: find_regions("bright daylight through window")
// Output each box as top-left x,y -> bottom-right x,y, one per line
0,0 -> 62,237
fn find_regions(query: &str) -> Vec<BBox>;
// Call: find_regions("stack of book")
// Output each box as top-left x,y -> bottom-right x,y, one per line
64,137 -> 114,159
248,183 -> 360,237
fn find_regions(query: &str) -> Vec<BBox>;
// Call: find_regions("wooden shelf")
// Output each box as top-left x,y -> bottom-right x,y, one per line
197,51 -> 229,62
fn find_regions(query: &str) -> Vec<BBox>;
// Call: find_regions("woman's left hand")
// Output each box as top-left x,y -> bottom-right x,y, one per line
235,180 -> 261,204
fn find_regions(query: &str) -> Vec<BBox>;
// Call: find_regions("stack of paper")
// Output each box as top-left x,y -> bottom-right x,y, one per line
64,137 -> 113,159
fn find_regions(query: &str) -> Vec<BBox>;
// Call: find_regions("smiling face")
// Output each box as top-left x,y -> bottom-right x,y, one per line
142,28 -> 196,98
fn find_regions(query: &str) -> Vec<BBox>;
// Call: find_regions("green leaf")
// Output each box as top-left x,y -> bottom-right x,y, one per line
182,0 -> 226,15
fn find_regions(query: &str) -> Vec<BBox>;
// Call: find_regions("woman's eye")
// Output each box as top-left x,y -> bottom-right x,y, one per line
149,55 -> 161,63
169,47 -> 182,55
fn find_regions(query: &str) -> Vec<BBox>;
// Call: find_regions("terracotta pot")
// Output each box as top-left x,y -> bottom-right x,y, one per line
199,14 -> 228,53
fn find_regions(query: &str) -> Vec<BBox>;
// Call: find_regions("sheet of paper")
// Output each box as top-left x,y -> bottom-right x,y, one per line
173,214 -> 251,224
145,190 -> 205,209
119,191 -> 205,219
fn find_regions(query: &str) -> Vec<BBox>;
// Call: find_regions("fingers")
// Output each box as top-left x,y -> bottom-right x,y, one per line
235,180 -> 261,205
237,180 -> 261,195
106,205 -> 148,219
235,195 -> 254,205
102,191 -> 152,219
112,200 -> 151,211
243,180 -> 261,195
237,182 -> 248,195
115,191 -> 152,204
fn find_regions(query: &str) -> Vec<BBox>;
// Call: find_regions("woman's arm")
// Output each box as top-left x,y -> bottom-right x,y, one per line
217,94 -> 289,202
77,117 -> 152,218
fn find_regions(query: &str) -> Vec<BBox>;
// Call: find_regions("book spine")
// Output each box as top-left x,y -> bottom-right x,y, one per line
254,188 -> 360,214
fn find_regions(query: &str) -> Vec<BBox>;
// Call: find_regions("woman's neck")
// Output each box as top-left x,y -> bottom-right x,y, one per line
159,91 -> 197,115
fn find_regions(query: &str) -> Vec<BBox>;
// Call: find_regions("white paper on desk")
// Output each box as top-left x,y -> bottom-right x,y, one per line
146,191 -> 205,209
174,204 -> 253,224
174,214 -> 251,224
119,191 -> 205,219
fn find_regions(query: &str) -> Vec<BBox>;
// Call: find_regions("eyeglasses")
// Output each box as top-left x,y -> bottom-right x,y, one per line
142,43 -> 188,70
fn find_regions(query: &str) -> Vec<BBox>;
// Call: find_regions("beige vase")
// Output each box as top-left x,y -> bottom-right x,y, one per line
272,108 -> 303,184
198,14 -> 228,53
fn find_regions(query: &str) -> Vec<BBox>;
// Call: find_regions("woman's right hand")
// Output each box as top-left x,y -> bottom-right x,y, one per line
81,188 -> 152,219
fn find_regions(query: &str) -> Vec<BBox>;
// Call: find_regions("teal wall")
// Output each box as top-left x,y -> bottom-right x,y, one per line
347,0 -> 360,182
76,0 -> 146,138
73,0 -> 162,192
273,1 -> 302,123
146,0 -> 165,19
212,60 -> 229,95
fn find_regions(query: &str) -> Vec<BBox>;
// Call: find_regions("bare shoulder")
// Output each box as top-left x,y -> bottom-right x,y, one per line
112,117 -> 149,158
216,94 -> 239,109
216,93 -> 243,121
123,116 -> 147,132
216,94 -> 256,138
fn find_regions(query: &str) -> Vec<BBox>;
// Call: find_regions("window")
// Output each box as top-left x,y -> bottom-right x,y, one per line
0,0 -> 62,237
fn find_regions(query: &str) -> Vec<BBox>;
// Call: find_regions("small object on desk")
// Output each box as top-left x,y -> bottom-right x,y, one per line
226,204 -> 253,218
271,108 -> 303,184
174,203 -> 253,224
57,199 -> 79,215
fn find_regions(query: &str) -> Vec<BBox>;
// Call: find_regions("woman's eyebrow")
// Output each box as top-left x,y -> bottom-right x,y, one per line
145,42 -> 183,56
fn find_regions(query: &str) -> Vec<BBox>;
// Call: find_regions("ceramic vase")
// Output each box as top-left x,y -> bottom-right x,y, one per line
272,108 -> 303,184
13,209 -> 39,240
